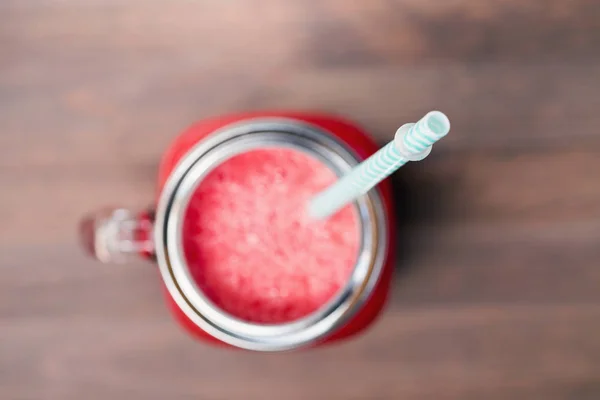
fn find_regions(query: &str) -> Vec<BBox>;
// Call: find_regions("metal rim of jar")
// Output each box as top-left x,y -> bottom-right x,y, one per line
154,118 -> 389,351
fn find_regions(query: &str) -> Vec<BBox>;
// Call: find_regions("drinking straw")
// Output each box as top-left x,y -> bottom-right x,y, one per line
308,111 -> 450,219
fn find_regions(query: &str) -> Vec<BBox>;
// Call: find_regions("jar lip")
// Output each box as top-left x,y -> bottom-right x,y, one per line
154,118 -> 389,351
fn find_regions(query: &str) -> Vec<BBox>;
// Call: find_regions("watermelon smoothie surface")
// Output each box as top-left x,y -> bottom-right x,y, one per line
182,147 -> 361,324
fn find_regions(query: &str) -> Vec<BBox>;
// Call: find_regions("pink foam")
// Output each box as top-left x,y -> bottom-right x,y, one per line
182,148 -> 360,324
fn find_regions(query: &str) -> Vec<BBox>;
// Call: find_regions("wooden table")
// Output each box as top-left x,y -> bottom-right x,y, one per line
1,1 -> 599,399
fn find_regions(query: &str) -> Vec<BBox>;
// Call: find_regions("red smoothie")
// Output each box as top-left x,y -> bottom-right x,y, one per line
182,148 -> 360,324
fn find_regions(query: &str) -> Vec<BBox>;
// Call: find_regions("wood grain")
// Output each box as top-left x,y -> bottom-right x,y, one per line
1,0 -> 599,399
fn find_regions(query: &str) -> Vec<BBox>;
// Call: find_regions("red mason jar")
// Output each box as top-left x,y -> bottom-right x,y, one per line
81,112 -> 395,351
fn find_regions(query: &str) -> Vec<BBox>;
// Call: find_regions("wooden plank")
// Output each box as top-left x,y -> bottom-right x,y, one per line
3,62 -> 600,167
0,165 -> 156,246
2,0 -> 599,64
392,222 -> 600,304
393,149 -> 600,226
1,292 -> 599,399
247,64 -> 600,148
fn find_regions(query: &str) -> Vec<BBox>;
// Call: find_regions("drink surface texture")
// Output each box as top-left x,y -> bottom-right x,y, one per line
183,148 -> 360,324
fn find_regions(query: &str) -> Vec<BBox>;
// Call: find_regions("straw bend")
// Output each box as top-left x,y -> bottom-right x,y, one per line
393,123 -> 432,161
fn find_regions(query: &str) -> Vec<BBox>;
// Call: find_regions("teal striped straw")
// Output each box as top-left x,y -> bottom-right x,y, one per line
308,111 -> 450,219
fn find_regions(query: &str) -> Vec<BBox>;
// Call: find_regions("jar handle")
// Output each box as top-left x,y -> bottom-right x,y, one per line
79,208 -> 156,263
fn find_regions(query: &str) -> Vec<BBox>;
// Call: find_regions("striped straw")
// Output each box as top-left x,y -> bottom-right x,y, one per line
308,111 -> 450,219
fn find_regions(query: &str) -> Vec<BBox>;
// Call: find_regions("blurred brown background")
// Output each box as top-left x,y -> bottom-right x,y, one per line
1,0 -> 600,399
